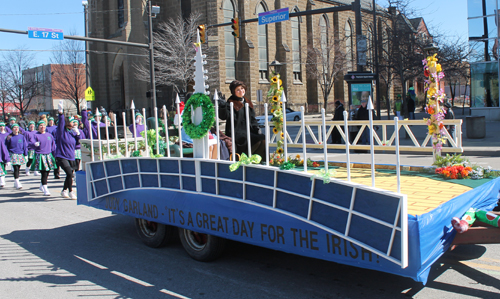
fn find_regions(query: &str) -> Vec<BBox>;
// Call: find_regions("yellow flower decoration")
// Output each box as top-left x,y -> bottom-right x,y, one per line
436,64 -> 442,72
296,154 -> 301,159
277,148 -> 283,154
428,87 -> 437,96
271,108 -> 275,113
272,95 -> 279,102
271,77 -> 278,83
273,127 -> 279,134
280,117 -> 283,122
280,132 -> 284,139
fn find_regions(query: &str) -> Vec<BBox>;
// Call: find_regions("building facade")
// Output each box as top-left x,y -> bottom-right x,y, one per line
24,64 -> 86,115
468,0 -> 500,119
87,0 -> 394,114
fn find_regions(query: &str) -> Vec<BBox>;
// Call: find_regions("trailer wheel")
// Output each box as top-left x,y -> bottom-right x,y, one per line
178,228 -> 226,262
135,218 -> 175,248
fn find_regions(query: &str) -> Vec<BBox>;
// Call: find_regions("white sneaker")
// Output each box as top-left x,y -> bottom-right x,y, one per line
43,185 -> 51,196
0,176 -> 5,187
69,192 -> 77,200
15,179 -> 22,190
14,179 -> 19,189
39,184 -> 43,192
61,190 -> 69,198
34,171 -> 39,176
25,169 -> 30,176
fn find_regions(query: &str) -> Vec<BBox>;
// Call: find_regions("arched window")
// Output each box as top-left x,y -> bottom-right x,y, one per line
256,3 -> 268,81
345,21 -> 354,71
291,10 -> 302,81
319,15 -> 328,73
223,0 -> 236,79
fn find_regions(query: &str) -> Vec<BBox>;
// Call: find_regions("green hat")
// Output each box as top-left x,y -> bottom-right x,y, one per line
135,112 -> 143,118
89,116 -> 95,121
28,121 -> 35,126
9,117 -> 16,121
71,119 -> 79,124
0,122 -> 5,126
11,123 -> 19,128
37,120 -> 46,126
48,117 -> 54,121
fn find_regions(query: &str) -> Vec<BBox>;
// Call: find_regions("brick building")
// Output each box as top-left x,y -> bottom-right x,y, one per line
24,64 -> 86,115
87,0 -> 413,114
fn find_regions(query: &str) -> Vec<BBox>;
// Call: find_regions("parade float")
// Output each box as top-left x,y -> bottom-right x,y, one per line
76,32 -> 500,284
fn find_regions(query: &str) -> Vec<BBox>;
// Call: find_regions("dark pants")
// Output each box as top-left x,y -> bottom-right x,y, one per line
331,127 -> 344,144
13,165 -> 20,179
56,158 -> 76,192
41,170 -> 49,185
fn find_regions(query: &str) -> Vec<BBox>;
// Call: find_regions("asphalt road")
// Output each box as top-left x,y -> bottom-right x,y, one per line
0,170 -> 499,298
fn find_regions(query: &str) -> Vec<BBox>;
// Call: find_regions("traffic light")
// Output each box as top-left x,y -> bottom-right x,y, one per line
197,25 -> 206,43
231,18 -> 240,38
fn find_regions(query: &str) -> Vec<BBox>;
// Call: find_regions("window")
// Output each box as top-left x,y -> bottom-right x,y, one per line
256,3 -> 269,81
291,11 -> 302,81
345,21 -> 354,71
117,0 -> 124,28
223,0 -> 236,80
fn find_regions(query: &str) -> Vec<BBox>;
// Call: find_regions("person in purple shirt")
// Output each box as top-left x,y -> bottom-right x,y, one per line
6,124 -> 28,190
6,117 -> 24,134
31,120 -> 57,196
82,107 -> 106,139
71,118 -> 85,171
0,130 -> 10,188
128,112 -> 145,137
23,121 -> 37,176
46,117 -> 58,135
55,102 -> 81,200
0,122 -> 9,143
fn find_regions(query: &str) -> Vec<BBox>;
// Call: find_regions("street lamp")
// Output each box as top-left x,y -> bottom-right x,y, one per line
424,42 -> 439,57
269,60 -> 282,75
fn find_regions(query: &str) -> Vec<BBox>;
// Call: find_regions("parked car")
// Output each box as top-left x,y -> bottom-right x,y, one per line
256,107 -> 301,127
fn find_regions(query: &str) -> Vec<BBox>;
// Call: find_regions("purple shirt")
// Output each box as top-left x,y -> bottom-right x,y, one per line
6,134 -> 28,156
0,141 -> 10,163
128,124 -> 145,137
0,131 -> 9,144
24,130 -> 37,151
81,110 -> 105,139
46,125 -> 57,135
75,128 -> 86,150
7,124 -> 24,134
55,113 -> 80,160
33,132 -> 56,154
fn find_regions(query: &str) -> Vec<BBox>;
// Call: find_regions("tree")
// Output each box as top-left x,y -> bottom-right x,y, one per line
306,27 -> 347,108
377,0 -> 430,118
50,37 -> 86,114
135,13 -> 200,93
438,37 -> 471,107
1,49 -> 44,117
0,63 -> 9,119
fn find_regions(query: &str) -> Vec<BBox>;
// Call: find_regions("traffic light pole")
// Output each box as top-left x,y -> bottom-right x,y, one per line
147,0 -> 157,109
206,4 -> 355,29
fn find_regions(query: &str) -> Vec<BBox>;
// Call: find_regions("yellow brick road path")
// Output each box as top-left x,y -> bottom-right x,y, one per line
310,168 -> 472,216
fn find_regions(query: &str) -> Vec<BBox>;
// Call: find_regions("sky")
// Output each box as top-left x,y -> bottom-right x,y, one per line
0,0 -> 469,67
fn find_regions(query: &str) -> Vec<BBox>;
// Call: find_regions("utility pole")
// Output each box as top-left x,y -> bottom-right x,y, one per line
373,0 -> 380,119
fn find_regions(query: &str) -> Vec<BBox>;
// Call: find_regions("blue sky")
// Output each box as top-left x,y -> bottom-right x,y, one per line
0,0 -> 469,66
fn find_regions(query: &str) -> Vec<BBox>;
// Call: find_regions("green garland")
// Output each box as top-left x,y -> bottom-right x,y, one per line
182,93 -> 215,139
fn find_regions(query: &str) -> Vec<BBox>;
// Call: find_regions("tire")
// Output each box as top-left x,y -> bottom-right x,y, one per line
135,218 -> 175,248
178,228 -> 226,262
293,115 -> 300,121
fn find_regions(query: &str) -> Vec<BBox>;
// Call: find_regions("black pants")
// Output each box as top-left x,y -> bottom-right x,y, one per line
41,170 -> 49,185
75,159 -> 81,171
56,158 -> 75,192
13,165 -> 20,179
27,158 -> 33,169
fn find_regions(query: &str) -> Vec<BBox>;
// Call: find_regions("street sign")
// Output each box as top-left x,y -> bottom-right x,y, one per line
258,8 -> 289,25
85,87 -> 95,102
28,27 -> 63,40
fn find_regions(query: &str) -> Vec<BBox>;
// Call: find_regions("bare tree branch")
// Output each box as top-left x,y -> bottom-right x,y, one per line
135,13 -> 200,93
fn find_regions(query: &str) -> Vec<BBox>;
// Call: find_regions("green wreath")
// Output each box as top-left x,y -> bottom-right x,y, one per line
182,93 -> 215,139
